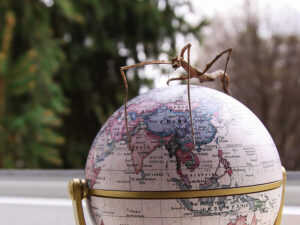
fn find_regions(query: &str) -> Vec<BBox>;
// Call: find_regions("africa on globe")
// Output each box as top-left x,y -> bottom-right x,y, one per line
83,85 -> 284,225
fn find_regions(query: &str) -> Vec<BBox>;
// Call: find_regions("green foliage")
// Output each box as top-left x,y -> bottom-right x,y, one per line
0,3 -> 68,168
0,0 -> 205,168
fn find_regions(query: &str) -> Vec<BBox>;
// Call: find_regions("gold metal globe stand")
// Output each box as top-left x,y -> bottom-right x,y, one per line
68,167 -> 286,225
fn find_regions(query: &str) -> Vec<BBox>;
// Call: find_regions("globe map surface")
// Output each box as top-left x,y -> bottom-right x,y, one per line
85,85 -> 282,225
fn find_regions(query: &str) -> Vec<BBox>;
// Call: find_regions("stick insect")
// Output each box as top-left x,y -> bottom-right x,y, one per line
120,43 -> 232,151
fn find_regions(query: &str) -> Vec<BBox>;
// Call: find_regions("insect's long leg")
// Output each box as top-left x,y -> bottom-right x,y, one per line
186,44 -> 196,149
201,48 -> 232,75
120,60 -> 171,151
222,49 -> 232,95
200,48 -> 233,95
178,43 -> 196,148
166,75 -> 189,85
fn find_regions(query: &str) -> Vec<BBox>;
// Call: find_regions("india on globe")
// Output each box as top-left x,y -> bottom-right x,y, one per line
84,85 -> 284,225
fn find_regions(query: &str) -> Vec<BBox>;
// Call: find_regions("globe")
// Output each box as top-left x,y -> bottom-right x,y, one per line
85,85 -> 283,225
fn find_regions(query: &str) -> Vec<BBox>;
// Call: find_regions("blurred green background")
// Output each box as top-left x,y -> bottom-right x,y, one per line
0,0 -> 299,170
0,0 -> 205,168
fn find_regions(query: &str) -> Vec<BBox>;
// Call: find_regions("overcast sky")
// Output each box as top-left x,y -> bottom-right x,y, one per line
192,0 -> 300,16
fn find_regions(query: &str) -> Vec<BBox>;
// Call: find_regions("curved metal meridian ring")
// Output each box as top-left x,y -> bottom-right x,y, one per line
89,179 -> 283,199
68,167 -> 286,225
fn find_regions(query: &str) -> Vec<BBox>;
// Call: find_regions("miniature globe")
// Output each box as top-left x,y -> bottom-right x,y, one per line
85,85 -> 283,225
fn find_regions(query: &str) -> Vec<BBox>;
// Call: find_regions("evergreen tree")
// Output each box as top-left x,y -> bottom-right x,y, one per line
0,3 -> 68,168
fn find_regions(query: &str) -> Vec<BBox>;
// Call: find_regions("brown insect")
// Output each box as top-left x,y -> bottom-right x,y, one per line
120,43 -> 233,150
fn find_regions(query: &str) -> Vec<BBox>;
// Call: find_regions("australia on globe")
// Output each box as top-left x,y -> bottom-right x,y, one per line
85,85 -> 283,225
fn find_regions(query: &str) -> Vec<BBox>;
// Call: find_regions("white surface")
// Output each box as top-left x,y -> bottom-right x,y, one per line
0,196 -> 92,225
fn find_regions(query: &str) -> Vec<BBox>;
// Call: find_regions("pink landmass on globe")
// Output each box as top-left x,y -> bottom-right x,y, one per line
130,129 -> 162,173
251,214 -> 257,225
175,147 -> 200,188
127,100 -> 162,115
227,215 -> 247,225
201,149 -> 233,189
227,214 -> 257,225
218,149 -> 233,176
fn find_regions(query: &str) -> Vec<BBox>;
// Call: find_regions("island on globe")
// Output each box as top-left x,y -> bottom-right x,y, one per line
85,85 -> 283,225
